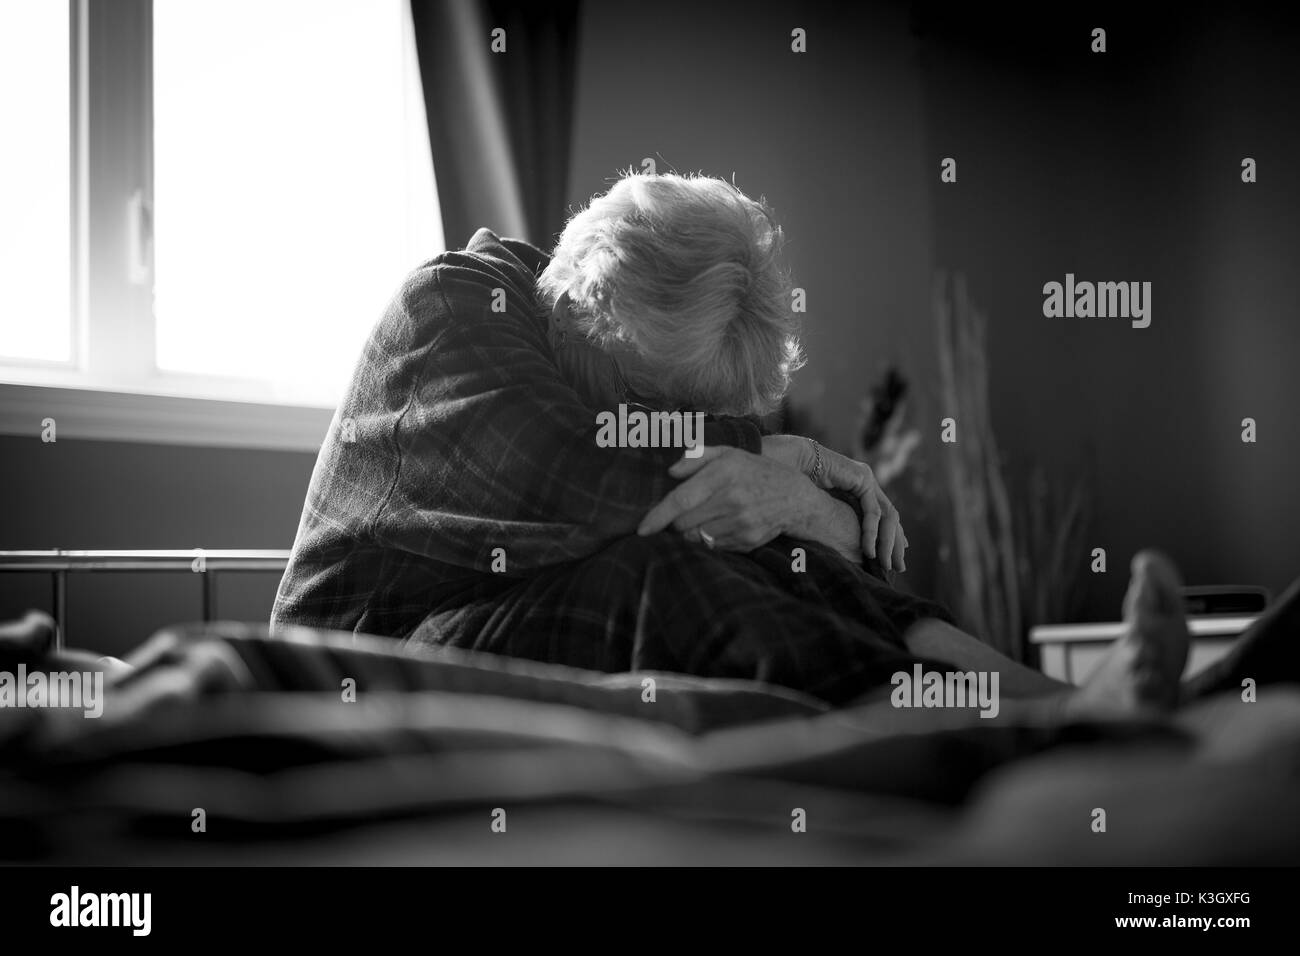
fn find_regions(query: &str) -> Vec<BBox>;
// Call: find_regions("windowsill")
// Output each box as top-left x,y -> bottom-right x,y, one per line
0,381 -> 334,452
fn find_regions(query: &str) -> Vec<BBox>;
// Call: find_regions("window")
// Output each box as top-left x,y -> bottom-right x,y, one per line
0,0 -> 73,365
0,0 -> 443,447
153,0 -> 441,405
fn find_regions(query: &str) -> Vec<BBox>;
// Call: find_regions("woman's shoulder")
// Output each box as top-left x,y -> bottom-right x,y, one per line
392,228 -> 546,321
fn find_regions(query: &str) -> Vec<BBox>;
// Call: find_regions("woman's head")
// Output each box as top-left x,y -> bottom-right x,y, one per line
537,171 -> 804,416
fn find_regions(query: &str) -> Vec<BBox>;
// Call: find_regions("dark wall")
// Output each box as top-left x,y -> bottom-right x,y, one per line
917,4 -> 1300,617
0,435 -> 315,657
569,0 -> 1300,621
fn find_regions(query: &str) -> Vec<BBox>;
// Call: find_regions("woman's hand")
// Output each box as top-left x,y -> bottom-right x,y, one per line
636,446 -> 856,558
761,435 -> 907,571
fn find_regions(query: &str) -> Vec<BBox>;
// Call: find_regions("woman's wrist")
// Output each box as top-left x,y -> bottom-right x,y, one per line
811,494 -> 864,564
761,434 -> 815,474
790,482 -> 863,564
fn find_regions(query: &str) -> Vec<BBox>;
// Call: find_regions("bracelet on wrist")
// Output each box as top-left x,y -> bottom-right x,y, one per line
808,438 -> 825,485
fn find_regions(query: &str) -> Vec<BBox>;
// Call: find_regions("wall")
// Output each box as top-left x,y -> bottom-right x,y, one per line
916,4 -> 1300,619
0,435 -> 314,657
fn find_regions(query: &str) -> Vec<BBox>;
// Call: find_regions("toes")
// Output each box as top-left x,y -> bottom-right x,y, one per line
1125,549 -> 1185,620
1139,551 -> 1183,605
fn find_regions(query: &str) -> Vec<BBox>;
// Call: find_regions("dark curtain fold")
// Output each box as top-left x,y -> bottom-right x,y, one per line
411,0 -> 582,250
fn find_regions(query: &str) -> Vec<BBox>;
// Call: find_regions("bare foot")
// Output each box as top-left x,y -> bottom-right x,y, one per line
1069,550 -> 1190,716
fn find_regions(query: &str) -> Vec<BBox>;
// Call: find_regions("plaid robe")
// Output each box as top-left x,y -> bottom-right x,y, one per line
272,229 -> 952,704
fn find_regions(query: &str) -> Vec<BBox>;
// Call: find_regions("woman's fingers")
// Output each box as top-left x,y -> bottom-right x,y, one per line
861,494 -> 882,561
668,445 -> 728,479
822,450 -> 904,569
667,496 -> 734,535
679,517 -> 741,552
893,526 -> 908,573
638,458 -> 731,534
876,492 -> 900,571
686,514 -> 774,552
821,451 -> 887,563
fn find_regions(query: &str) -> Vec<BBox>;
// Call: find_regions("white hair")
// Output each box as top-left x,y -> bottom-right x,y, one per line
537,171 -> 804,416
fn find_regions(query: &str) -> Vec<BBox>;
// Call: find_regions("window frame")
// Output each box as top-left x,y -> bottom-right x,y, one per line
0,0 -> 426,452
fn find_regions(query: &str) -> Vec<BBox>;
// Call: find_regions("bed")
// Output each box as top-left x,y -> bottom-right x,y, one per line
1,553 -> 1298,866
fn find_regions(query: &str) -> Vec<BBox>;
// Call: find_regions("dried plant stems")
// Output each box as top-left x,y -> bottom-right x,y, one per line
934,273 -> 1022,658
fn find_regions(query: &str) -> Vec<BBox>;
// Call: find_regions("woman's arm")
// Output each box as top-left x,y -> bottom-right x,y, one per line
637,444 -> 901,569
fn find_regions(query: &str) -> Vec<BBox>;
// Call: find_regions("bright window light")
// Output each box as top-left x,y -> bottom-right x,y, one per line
0,0 -> 72,364
152,0 -> 443,406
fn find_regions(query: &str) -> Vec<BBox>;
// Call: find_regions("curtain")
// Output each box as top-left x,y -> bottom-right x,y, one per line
410,0 -> 582,250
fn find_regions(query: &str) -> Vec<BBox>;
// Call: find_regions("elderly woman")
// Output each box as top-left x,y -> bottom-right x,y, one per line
271,171 -> 1220,713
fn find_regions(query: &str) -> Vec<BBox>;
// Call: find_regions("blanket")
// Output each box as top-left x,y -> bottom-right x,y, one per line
2,622 -> 1297,865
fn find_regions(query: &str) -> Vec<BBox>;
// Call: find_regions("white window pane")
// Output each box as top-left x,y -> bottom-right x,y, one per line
0,0 -> 72,364
153,0 -> 442,405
